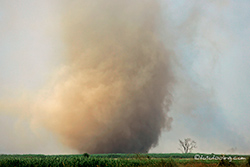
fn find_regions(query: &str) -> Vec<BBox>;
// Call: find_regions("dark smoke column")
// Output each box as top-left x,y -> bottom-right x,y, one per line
37,0 -> 174,154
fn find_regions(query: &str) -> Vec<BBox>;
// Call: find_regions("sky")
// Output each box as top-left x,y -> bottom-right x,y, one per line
0,0 -> 250,154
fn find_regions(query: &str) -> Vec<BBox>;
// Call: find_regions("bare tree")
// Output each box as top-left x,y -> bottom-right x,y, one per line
178,138 -> 197,153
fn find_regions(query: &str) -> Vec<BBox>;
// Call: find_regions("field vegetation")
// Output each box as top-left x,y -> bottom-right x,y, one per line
0,153 -> 249,167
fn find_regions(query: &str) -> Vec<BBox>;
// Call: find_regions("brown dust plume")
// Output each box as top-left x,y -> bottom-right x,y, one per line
32,0 -> 175,153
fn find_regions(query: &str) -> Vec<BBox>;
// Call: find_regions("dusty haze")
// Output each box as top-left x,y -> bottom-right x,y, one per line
31,0 -> 174,153
1,0 -> 250,154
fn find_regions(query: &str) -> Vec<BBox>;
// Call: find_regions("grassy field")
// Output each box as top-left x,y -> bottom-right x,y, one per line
0,153 -> 249,167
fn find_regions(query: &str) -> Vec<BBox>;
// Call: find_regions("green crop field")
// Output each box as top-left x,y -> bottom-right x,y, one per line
0,153 -> 249,167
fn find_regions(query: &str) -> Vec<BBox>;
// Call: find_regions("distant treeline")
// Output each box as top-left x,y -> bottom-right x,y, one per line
0,153 -> 249,159
90,153 -> 249,159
